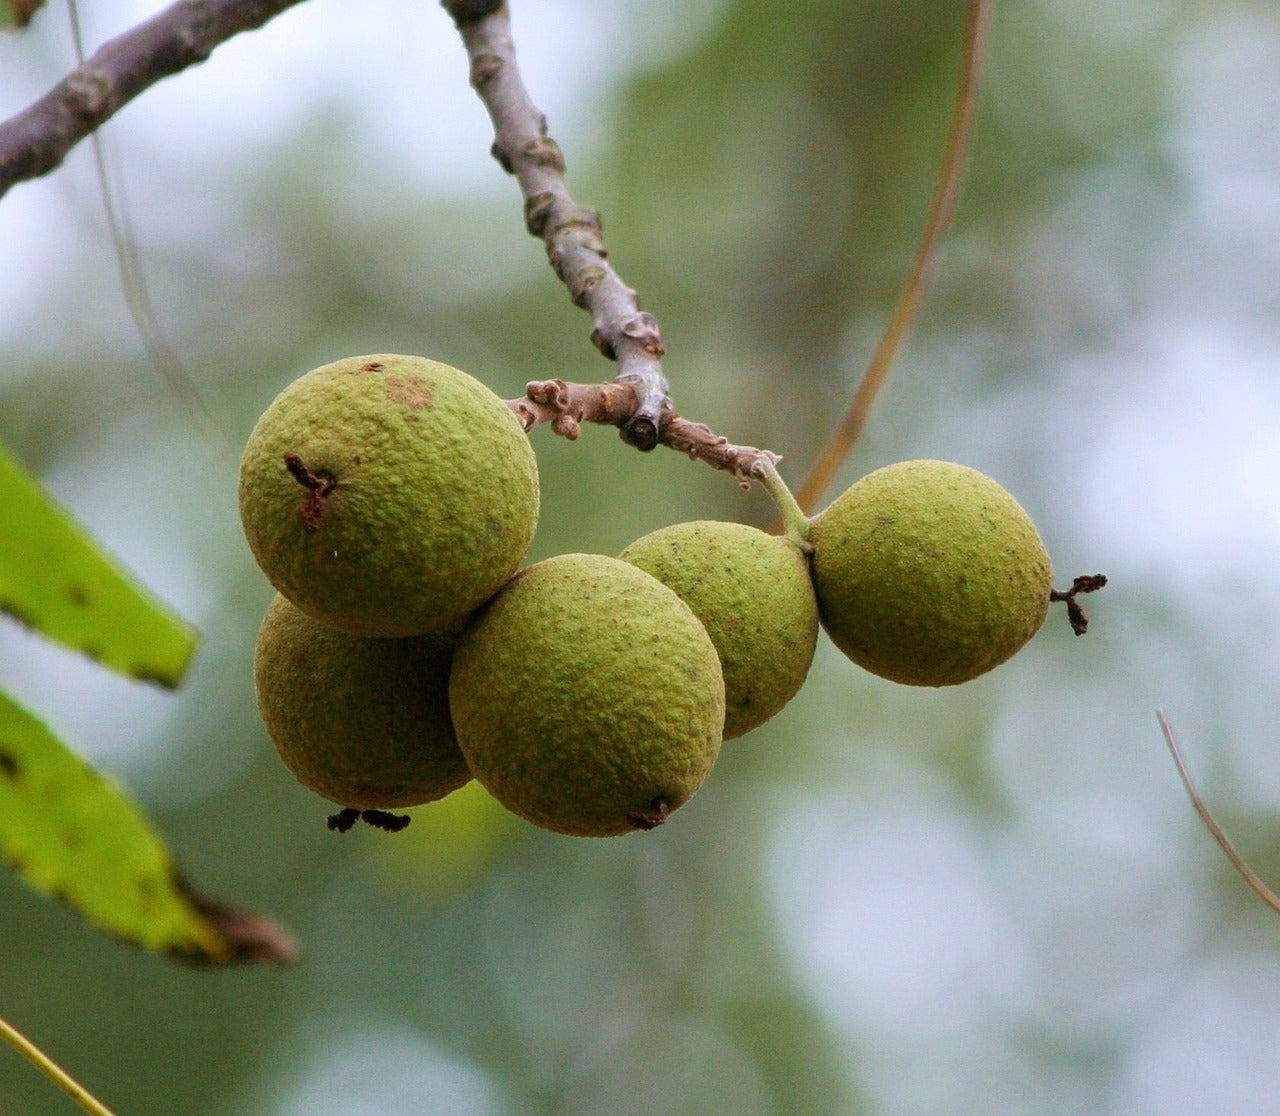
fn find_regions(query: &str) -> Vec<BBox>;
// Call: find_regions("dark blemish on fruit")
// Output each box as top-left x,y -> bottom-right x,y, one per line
358,361 -> 386,373
627,796 -> 670,831
284,453 -> 337,534
66,583 -> 91,608
385,374 -> 434,409
0,749 -> 19,781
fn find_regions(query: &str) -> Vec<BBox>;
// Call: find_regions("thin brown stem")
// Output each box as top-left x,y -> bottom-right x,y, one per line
448,1 -> 669,449
0,0 -> 308,201
793,0 -> 992,515
1157,709 -> 1280,917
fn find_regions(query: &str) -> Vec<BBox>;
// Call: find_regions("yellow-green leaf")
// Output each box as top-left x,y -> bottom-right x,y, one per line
0,690 -> 297,964
0,0 -> 45,31
0,442 -> 197,687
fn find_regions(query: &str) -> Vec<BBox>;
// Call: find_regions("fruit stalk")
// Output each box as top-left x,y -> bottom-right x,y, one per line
755,461 -> 812,545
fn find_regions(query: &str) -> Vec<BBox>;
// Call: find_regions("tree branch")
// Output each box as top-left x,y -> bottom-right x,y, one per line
0,0 -> 307,202
447,0 -> 670,450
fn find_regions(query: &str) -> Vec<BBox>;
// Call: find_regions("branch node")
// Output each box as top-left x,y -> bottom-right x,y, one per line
623,417 -> 659,452
567,265 -> 607,308
469,51 -> 503,89
489,140 -> 515,175
64,71 -> 110,117
524,191 -> 556,237
551,414 -> 581,439
590,328 -> 617,361
520,136 -> 565,173
620,313 -> 665,357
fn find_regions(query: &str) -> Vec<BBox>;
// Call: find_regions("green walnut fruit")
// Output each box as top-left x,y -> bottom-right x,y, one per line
239,354 -> 539,638
449,553 -> 725,837
254,593 -> 471,809
809,459 -> 1053,686
620,520 -> 818,740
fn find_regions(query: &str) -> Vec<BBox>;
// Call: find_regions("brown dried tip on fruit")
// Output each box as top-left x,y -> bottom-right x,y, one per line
255,594 -> 471,812
239,354 -> 539,638
810,460 -> 1054,686
1051,574 -> 1108,635
449,554 -> 725,838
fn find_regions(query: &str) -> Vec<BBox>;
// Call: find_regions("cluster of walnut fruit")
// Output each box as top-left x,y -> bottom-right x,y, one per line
240,354 -> 1082,838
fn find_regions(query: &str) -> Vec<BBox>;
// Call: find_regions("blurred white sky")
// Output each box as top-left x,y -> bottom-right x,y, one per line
0,0 -> 726,338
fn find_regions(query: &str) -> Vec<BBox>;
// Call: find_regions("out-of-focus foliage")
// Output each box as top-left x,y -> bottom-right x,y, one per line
2,0 -> 1280,1113
0,440 -> 196,686
0,689 -> 285,964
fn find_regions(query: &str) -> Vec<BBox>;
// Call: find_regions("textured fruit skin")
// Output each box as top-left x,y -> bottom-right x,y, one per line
449,554 -> 725,837
239,354 -> 539,637
810,460 -> 1053,686
620,521 -> 818,740
254,594 -> 471,809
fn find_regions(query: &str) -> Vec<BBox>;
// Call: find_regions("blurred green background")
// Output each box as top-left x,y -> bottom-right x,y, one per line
3,0 -> 1280,1112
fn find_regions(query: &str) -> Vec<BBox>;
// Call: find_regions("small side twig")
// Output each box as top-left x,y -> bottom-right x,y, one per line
508,379 -> 783,490
0,0 -> 308,201
446,1 -> 669,450
1157,709 -> 1280,917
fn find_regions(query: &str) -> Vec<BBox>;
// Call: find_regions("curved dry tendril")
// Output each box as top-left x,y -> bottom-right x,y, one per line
0,1015 -> 116,1116
1157,710 -> 1280,917
793,0 -> 993,515
446,0 -> 670,450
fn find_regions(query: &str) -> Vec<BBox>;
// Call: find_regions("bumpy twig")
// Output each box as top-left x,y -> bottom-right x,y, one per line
449,2 -> 792,489
0,0 -> 307,201
509,377 -> 782,489
445,0 -> 670,450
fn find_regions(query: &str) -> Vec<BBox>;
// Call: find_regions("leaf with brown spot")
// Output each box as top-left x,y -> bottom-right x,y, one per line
0,442 -> 196,686
0,690 -> 296,964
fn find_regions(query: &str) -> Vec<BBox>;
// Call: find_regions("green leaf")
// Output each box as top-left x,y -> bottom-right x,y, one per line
0,0 -> 45,31
0,442 -> 197,687
0,689 -> 297,964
